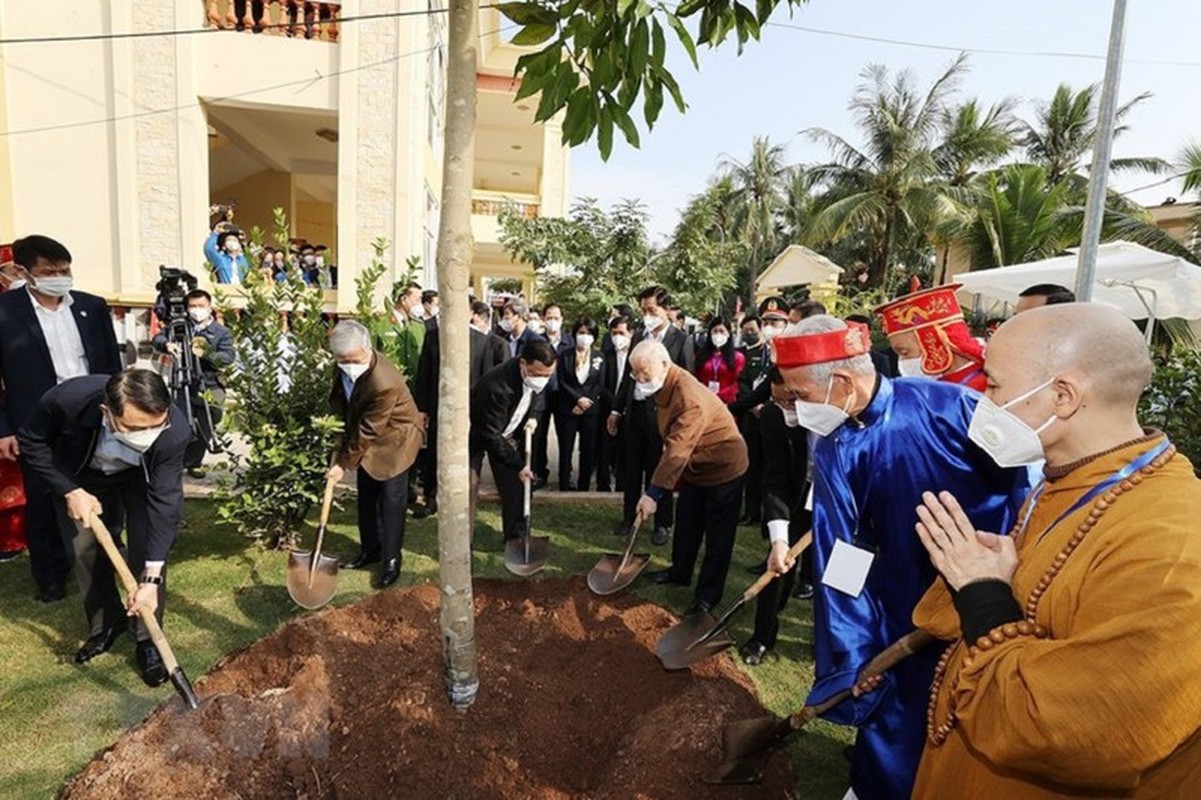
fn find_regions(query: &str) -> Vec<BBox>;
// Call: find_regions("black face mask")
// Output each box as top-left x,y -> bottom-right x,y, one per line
743,333 -> 760,346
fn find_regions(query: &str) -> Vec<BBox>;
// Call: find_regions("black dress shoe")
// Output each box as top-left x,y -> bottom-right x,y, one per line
136,640 -> 169,687
741,640 -> 769,666
612,521 -> 632,536
646,568 -> 687,586
343,552 -> 379,570
531,476 -> 548,492
75,622 -> 128,664
793,581 -> 815,600
683,599 -> 713,617
0,548 -> 23,562
378,558 -> 401,588
651,526 -> 670,546
412,503 -> 437,519
37,582 -> 67,603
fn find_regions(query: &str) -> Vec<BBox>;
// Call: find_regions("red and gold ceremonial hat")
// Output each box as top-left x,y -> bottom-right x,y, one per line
773,322 -> 872,368
875,284 -> 983,375
758,296 -> 789,322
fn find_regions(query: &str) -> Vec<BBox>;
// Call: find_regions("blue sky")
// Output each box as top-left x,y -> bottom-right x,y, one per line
569,0 -> 1201,241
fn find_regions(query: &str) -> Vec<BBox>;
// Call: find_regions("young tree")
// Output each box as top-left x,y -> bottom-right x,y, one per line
434,0 -> 808,710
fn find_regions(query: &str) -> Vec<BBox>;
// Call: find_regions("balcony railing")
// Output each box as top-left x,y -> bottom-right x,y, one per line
204,0 -> 341,42
471,192 -> 540,220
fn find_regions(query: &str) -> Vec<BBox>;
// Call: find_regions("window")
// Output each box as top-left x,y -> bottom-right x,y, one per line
424,185 -> 440,285
426,1 -> 446,153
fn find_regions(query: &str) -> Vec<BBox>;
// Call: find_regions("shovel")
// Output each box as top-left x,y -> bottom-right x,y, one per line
86,513 -> 200,710
286,473 -> 340,609
504,425 -> 549,576
702,629 -> 937,784
587,512 -> 650,595
655,531 -> 812,671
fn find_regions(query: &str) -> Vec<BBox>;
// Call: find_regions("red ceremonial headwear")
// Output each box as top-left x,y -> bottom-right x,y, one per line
875,284 -> 984,375
773,321 -> 872,368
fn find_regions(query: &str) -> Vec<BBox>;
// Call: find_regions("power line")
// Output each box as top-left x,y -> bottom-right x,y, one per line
0,25 -> 517,138
0,5 -> 499,45
767,21 -> 1201,68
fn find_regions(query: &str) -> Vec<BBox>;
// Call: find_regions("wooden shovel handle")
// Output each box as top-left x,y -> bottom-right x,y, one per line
741,531 -> 813,604
317,471 -> 337,528
788,628 -> 937,729
523,424 -> 534,518
86,513 -> 182,674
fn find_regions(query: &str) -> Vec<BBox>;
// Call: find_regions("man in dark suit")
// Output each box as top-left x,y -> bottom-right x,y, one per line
18,370 -> 190,685
0,235 -> 123,602
151,289 -> 235,475
498,298 -> 545,360
606,286 -> 695,546
531,303 -> 573,490
597,315 -> 633,493
469,340 -> 557,542
327,321 -> 424,588
470,300 -> 508,386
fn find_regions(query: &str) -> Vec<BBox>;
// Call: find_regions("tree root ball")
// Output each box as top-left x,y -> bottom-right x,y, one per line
63,578 -> 795,798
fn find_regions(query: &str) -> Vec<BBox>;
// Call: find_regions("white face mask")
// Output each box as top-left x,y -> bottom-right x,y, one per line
303,254 -> 317,266
106,413 -> 166,453
545,318 -> 562,334
710,333 -> 730,349
643,313 -> 665,332
634,373 -> 665,400
33,275 -> 73,297
426,306 -> 439,318
188,307 -> 212,324
225,242 -> 243,255
529,320 -> 546,335
762,323 -> 784,341
523,374 -> 550,393
338,361 -> 370,381
897,358 -> 928,378
499,317 -> 515,333
794,376 -> 852,437
969,379 -> 1057,467
612,333 -> 630,351
576,333 -> 594,350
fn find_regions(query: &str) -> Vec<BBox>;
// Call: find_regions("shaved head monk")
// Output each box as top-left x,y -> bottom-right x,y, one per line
911,303 -> 1201,798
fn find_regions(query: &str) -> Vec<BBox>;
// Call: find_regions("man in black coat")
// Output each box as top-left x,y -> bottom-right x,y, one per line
18,370 -> 190,686
606,286 -> 695,545
470,300 -> 509,386
0,235 -> 123,601
740,369 -> 814,665
469,340 -> 557,541
596,315 -> 633,493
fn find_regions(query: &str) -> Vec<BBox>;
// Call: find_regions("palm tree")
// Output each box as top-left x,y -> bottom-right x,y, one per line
719,136 -> 790,297
1180,141 -> 1201,196
1020,84 -> 1167,187
805,55 -> 967,287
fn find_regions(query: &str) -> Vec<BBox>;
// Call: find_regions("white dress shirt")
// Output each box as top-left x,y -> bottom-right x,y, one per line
615,350 -> 628,385
502,386 -> 534,438
575,352 -> 591,384
29,289 -> 89,383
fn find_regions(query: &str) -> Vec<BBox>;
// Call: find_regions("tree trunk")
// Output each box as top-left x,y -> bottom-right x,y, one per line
435,0 -> 479,711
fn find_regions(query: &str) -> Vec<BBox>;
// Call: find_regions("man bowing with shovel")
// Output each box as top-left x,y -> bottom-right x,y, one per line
634,340 -> 748,617
327,321 -> 423,589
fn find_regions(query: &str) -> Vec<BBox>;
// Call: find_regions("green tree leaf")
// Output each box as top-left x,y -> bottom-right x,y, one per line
498,2 -> 560,26
512,22 -> 558,46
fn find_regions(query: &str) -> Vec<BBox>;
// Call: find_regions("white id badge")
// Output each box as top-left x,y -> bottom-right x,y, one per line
707,380 -> 721,393
821,539 -> 875,597
804,484 -> 814,512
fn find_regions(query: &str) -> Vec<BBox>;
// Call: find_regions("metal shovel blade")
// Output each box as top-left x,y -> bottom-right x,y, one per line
286,551 -> 339,609
504,535 -> 549,577
654,610 -> 737,670
587,552 -> 651,595
701,753 -> 773,786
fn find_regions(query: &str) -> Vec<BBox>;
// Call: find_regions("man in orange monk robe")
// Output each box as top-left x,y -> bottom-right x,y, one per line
910,302 -> 1201,798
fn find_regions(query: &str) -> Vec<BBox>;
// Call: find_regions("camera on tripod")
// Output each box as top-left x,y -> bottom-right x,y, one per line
155,265 -> 199,328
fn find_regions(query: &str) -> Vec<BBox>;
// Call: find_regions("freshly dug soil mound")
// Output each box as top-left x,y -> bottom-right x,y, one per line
64,578 -> 794,799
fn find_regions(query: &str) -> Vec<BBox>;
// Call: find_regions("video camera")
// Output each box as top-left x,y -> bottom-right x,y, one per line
155,265 -> 199,327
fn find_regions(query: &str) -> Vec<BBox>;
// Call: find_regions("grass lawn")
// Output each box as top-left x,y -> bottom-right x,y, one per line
0,496 -> 853,798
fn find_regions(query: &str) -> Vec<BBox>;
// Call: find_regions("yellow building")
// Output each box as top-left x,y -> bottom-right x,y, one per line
0,1 -> 567,320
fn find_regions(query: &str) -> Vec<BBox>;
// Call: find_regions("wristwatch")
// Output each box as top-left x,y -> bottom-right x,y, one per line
139,575 -> 164,586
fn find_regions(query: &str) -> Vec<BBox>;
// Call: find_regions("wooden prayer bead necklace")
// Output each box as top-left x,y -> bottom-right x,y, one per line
925,444 -> 1177,747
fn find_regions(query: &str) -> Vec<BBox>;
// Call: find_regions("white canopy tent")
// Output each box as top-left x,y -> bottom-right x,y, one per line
757,245 -> 844,300
956,241 -> 1201,338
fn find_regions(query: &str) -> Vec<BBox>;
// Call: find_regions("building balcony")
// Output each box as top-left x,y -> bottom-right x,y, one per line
471,190 -> 540,245
203,0 -> 342,41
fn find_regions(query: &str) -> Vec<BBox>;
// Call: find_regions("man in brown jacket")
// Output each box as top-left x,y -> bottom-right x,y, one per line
634,340 -> 749,615
326,320 -> 423,588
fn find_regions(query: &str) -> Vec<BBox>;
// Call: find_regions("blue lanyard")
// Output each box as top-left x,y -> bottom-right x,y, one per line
1018,439 -> 1171,545
954,368 -> 983,386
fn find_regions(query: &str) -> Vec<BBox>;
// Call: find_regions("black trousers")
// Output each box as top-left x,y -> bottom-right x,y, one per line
621,400 -> 673,529
356,468 -> 409,561
469,446 -> 526,541
419,414 -> 438,506
20,465 -> 70,591
176,387 -> 224,469
56,467 -> 166,641
595,416 -> 622,492
740,415 -> 763,523
532,401 -> 554,481
556,412 -> 599,491
750,523 -> 813,649
669,475 -> 744,608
